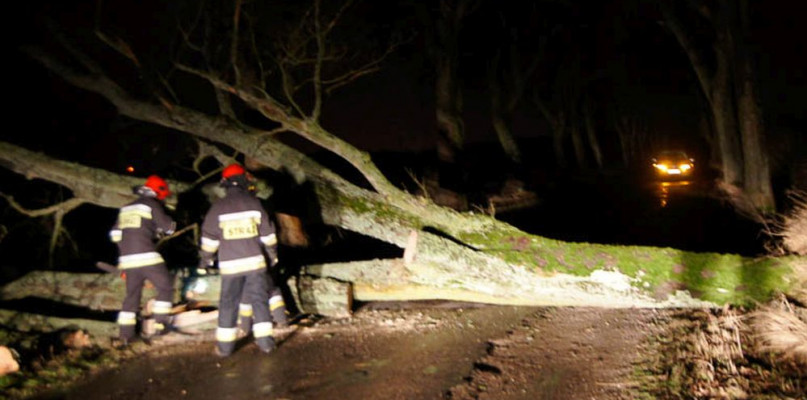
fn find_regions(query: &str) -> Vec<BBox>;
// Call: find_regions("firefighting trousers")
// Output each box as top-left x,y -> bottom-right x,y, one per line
117,264 -> 174,340
238,275 -> 287,334
217,271 -> 274,355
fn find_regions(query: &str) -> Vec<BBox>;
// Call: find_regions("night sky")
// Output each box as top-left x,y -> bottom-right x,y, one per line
2,0 -> 807,273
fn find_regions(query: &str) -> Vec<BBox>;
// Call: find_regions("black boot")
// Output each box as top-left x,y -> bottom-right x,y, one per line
256,336 -> 276,354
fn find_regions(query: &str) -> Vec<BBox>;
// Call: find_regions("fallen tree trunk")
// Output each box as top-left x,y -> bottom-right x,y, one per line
0,271 -> 182,310
2,143 -> 806,308
288,275 -> 353,319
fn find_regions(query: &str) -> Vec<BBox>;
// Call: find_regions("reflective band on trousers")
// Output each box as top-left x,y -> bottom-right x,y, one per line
218,255 -> 266,275
118,252 -> 164,269
216,327 -> 238,342
260,233 -> 277,246
200,236 -> 220,253
117,311 -> 137,326
253,322 -> 273,338
152,301 -> 172,315
239,303 -> 254,317
270,295 -> 285,311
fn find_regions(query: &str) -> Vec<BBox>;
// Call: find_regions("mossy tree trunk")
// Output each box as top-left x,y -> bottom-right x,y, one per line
2,140 -> 806,308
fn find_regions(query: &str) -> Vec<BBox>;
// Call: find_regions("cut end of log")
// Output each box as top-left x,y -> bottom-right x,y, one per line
0,346 -> 20,376
61,329 -> 92,349
403,230 -> 418,265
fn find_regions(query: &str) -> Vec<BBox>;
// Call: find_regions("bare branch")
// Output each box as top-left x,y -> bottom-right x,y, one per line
176,1 -> 208,55
312,0 -> 325,120
176,63 -> 295,124
322,0 -> 355,35
245,13 -> 269,89
0,194 -> 85,219
157,71 -> 181,105
322,39 -> 400,94
157,223 -> 199,249
230,0 -> 243,85
325,65 -> 380,95
279,58 -> 307,117
658,1 -> 714,105
94,31 -> 141,69
173,64 -> 401,196
192,139 -> 238,176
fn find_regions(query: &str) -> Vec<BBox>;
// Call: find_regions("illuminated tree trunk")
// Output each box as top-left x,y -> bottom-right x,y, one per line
735,2 -> 774,211
660,0 -> 774,212
570,123 -> 587,170
433,0 -> 475,165
488,36 -> 539,165
583,100 -> 603,170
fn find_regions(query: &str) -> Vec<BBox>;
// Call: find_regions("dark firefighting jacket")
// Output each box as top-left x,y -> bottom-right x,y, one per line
109,195 -> 176,269
200,186 -> 278,276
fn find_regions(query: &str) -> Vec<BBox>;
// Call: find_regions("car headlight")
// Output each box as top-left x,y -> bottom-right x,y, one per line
680,164 -> 691,171
654,163 -> 669,171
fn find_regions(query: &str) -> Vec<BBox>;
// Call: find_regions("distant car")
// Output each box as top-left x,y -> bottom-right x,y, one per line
651,150 -> 695,178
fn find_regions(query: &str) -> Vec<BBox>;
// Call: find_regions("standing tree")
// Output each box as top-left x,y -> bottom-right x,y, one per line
431,0 -> 478,166
485,4 -> 542,165
659,0 -> 775,213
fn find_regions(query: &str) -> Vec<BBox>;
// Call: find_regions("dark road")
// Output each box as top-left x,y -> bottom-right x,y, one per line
497,171 -> 766,257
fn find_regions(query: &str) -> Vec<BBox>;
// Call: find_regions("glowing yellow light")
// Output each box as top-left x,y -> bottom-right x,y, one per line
679,164 -> 691,171
126,166 -> 135,173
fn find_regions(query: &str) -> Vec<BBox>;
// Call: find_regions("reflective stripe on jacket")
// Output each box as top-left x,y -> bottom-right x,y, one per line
200,187 -> 278,276
110,196 -> 175,269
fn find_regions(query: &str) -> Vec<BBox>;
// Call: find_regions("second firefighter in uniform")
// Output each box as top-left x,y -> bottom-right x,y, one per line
109,175 -> 176,345
199,164 -> 280,356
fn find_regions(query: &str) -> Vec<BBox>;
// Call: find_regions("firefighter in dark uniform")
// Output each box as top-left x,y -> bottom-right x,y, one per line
109,175 -> 176,345
199,164 -> 279,356
237,178 -> 289,335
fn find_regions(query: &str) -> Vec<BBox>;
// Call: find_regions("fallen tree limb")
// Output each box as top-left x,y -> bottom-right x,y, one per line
0,271 -> 182,310
0,309 -> 117,343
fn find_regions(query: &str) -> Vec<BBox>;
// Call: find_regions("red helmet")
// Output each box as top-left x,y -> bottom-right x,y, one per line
222,164 -> 246,179
144,175 -> 171,200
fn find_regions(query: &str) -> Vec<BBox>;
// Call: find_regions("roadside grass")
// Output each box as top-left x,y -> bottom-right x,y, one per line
635,301 -> 807,399
0,328 -> 141,400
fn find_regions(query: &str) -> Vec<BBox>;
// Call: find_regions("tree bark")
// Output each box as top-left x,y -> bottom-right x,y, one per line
0,310 -> 117,344
488,42 -> 537,165
583,101 -> 603,169
735,1 -> 775,211
433,0 -> 472,164
0,271 -> 176,310
570,124 -> 587,170
490,109 -> 521,164
737,63 -> 774,211
536,102 -> 567,169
